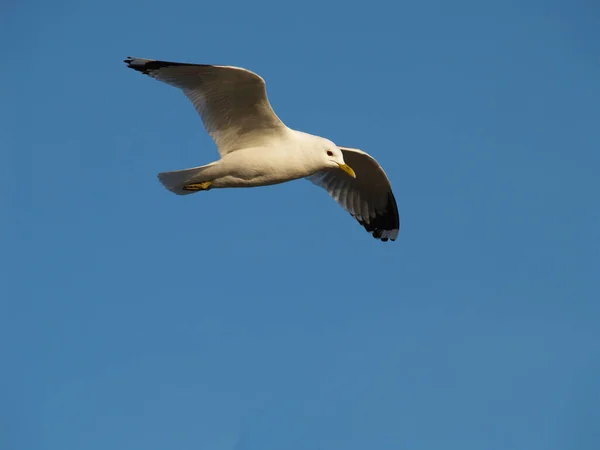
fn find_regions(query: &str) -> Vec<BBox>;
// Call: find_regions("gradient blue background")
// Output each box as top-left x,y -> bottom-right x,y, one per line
2,1 -> 599,449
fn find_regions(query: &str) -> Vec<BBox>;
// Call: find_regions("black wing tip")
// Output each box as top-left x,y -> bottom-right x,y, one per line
124,57 -> 180,75
124,56 -> 216,74
123,56 -> 149,74
123,56 -> 141,67
357,191 -> 400,242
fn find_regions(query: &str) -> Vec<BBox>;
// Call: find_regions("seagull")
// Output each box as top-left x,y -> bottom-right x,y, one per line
124,57 -> 400,241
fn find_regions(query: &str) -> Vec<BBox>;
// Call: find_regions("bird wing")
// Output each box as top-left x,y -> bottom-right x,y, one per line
307,146 -> 399,241
124,57 -> 289,156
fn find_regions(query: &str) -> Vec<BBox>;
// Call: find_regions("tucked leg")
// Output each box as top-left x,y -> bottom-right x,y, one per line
182,181 -> 212,192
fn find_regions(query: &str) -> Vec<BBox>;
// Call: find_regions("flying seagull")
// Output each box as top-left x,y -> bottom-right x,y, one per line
124,57 -> 400,241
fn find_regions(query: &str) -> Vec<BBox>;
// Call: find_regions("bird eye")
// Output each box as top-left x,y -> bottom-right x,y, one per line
327,150 -> 334,156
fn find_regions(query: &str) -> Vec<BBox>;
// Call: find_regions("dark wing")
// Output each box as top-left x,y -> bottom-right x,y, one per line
308,147 -> 399,241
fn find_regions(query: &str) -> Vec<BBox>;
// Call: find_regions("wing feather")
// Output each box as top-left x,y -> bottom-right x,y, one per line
307,147 -> 399,242
124,57 -> 288,156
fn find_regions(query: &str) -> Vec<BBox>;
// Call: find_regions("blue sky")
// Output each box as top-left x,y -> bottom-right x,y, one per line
2,0 -> 599,449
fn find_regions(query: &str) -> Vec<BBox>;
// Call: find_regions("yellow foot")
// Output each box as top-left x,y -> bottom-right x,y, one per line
183,181 -> 212,192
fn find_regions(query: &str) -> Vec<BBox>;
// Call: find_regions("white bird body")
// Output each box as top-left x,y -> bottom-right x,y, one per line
125,56 -> 400,241
207,131 -> 341,188
158,130 -> 340,191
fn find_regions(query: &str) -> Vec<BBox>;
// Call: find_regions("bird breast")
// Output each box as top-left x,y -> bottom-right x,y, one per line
211,147 -> 320,188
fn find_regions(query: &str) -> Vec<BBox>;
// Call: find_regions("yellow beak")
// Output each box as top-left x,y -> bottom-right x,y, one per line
338,163 -> 356,178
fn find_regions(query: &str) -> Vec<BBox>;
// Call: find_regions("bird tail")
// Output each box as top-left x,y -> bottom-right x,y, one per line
157,163 -> 215,195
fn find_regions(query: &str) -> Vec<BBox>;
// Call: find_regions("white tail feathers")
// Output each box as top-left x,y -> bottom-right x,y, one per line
157,164 -> 213,195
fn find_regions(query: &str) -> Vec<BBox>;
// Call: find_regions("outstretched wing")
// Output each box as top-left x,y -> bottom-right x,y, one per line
308,147 -> 399,242
124,57 -> 289,156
